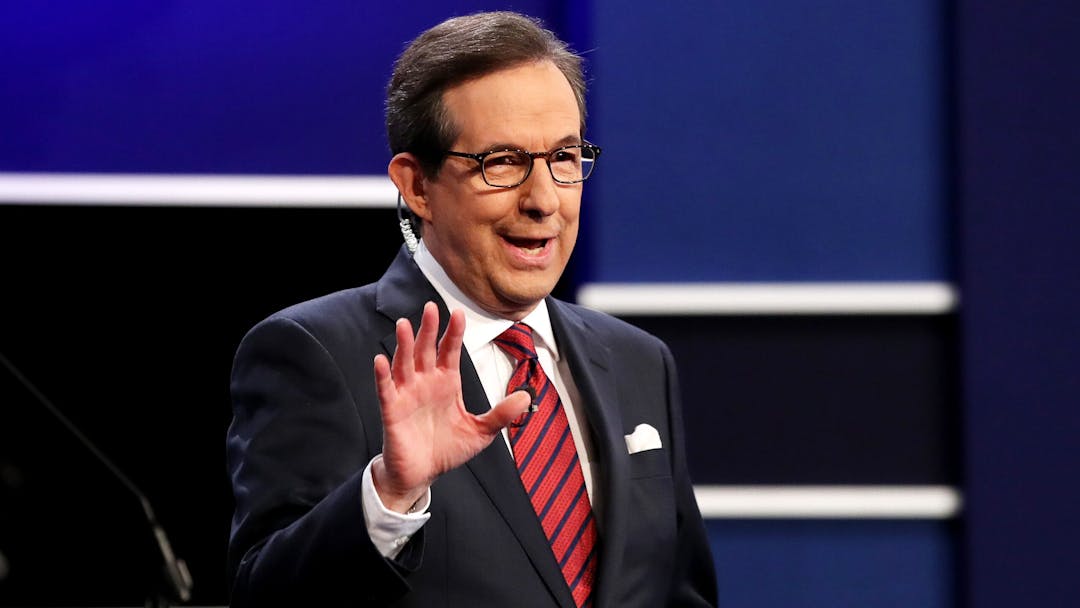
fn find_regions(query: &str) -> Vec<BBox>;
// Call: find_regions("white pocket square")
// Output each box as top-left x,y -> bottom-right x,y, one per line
624,423 -> 663,454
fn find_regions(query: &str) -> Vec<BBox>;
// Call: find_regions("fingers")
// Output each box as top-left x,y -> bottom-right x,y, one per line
436,308 -> 466,370
475,390 -> 533,435
389,302 -> 457,383
414,301 -> 439,371
373,353 -> 398,406
391,317 -> 415,384
387,300 -> 464,387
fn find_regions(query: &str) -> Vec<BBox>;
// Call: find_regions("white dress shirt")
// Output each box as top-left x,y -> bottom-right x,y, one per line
361,240 -> 598,558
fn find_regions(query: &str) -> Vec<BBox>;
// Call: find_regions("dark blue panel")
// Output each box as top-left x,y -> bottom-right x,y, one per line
629,315 -> 959,485
708,519 -> 957,608
588,2 -> 949,281
957,3 -> 1080,607
0,1 -> 559,174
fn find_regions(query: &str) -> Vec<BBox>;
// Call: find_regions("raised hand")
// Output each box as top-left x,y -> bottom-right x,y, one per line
371,301 -> 531,512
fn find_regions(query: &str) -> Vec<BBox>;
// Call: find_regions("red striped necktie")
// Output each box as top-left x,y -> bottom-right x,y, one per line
494,322 -> 598,607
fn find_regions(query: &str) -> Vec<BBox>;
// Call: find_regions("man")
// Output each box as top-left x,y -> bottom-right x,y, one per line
226,11 -> 717,607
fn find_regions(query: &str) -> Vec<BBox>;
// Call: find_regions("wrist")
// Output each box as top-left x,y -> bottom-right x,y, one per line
371,455 -> 428,514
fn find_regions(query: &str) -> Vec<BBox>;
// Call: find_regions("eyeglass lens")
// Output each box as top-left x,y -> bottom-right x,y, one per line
482,146 -> 596,186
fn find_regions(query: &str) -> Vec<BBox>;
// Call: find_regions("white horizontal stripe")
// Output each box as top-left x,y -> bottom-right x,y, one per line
693,485 -> 961,519
578,282 -> 957,315
0,172 -> 397,207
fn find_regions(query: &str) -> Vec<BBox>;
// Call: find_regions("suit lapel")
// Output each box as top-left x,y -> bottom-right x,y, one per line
374,249 -> 577,607
374,247 -> 439,326
548,299 -> 629,608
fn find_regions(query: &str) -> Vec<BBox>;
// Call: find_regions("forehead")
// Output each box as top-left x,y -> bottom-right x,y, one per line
442,61 -> 581,148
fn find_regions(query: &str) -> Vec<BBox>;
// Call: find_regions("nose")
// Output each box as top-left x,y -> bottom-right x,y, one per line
519,158 -> 561,217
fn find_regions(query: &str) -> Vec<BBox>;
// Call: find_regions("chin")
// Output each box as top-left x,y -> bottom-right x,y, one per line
496,281 -> 557,311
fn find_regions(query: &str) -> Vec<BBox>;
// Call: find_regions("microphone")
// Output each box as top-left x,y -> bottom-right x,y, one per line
0,351 -> 193,606
515,384 -> 539,413
509,384 -> 538,428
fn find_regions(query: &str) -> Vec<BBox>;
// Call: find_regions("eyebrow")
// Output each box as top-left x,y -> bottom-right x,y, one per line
478,134 -> 582,153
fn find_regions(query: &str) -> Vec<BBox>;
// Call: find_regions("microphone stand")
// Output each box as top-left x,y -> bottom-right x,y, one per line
0,459 -> 18,585
0,351 -> 193,607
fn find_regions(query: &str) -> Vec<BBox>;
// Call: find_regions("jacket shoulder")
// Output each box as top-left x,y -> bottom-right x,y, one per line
551,298 -> 669,352
237,284 -> 384,354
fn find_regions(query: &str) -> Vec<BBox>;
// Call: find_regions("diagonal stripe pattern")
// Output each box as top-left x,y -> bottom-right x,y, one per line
495,323 -> 597,608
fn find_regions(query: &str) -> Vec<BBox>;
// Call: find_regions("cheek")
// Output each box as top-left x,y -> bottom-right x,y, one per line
561,206 -> 581,244
560,194 -> 582,221
438,207 -> 492,241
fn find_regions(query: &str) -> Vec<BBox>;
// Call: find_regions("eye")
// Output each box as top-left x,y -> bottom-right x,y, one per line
485,150 -> 526,167
551,148 -> 581,164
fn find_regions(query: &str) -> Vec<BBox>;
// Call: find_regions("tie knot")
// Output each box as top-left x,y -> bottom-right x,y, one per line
494,322 -> 537,362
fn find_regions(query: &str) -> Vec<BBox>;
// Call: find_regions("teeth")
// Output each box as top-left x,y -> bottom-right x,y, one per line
508,237 -> 546,254
515,242 -> 544,254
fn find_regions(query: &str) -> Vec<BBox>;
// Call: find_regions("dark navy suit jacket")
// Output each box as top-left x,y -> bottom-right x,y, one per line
226,247 -> 717,607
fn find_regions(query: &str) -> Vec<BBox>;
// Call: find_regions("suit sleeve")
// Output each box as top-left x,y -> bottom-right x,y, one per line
660,342 -> 720,607
225,315 -> 418,607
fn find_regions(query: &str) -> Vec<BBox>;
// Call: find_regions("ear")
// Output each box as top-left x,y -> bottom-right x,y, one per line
388,153 -> 432,222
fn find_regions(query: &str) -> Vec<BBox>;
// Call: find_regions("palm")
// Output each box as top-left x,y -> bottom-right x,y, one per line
379,353 -> 477,487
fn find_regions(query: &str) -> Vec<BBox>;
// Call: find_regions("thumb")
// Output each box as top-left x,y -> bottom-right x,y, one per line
476,390 -> 533,434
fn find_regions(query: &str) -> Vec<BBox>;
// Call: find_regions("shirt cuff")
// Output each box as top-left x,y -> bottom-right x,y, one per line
361,454 -> 432,559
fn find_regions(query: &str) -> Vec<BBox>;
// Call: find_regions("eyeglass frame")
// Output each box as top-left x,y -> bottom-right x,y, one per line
442,142 -> 602,188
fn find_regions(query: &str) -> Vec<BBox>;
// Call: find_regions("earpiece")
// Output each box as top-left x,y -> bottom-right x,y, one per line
396,192 -> 419,254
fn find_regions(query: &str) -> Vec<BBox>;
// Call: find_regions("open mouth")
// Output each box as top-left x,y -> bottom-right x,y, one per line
504,236 -> 550,253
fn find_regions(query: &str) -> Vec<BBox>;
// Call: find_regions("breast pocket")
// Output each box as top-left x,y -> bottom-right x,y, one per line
628,447 -> 671,479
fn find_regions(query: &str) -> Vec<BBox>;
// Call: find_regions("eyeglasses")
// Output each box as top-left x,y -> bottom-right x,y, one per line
443,143 -> 601,188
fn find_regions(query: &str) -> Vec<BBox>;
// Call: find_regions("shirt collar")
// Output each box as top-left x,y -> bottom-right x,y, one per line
413,239 -> 560,360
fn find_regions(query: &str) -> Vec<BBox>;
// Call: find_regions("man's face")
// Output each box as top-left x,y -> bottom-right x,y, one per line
416,61 -> 583,320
